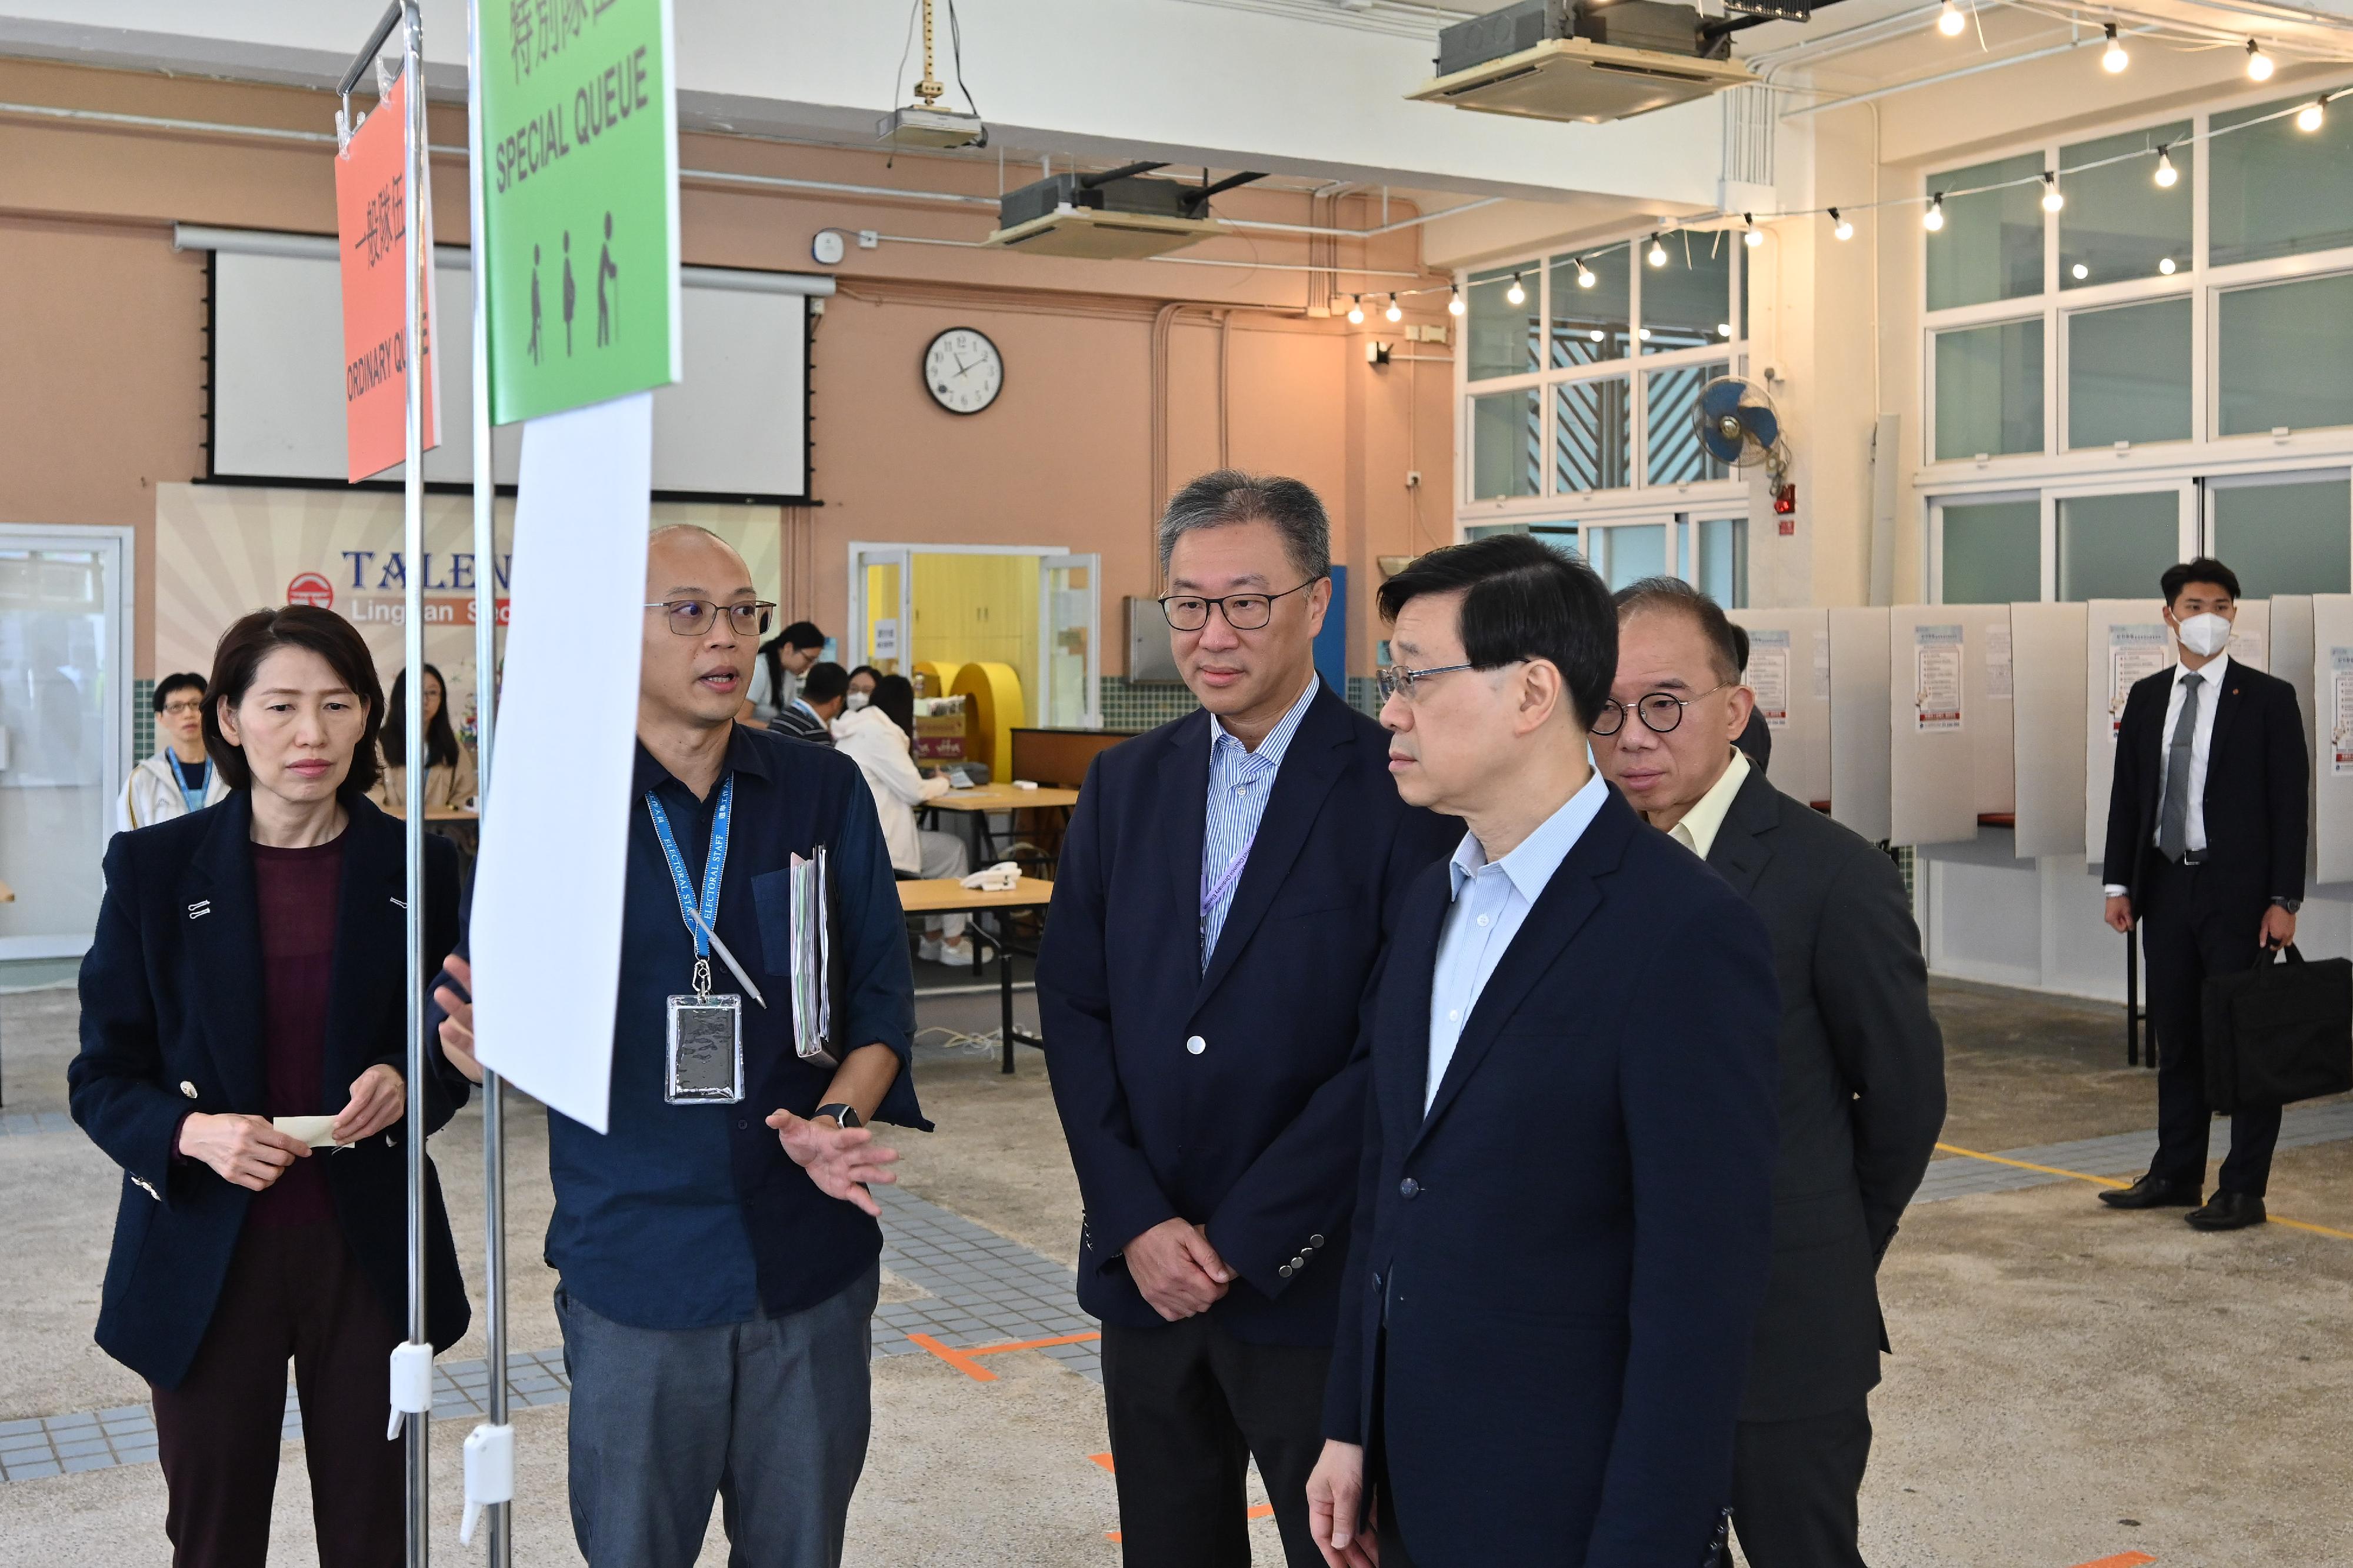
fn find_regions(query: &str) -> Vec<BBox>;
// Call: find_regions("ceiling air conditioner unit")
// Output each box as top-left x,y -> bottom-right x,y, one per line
985,164 -> 1259,261
1411,0 -> 1753,125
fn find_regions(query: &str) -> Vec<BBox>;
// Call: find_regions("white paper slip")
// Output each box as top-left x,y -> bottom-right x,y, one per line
272,1115 -> 345,1149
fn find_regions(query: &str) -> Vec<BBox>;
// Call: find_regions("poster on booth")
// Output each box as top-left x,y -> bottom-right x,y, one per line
480,0 -> 681,423
334,64 -> 440,481
2332,648 -> 2353,778
1747,629 -> 1791,730
2108,624 -> 2171,735
1913,623 -> 1964,732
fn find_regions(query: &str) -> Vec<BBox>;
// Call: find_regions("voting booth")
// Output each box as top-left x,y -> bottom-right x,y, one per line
1827,608 -> 1892,843
1728,608 -> 1829,809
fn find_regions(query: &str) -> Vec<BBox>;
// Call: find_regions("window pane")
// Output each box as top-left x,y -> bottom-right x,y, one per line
1935,318 -> 2045,459
1646,361 -> 1734,484
2058,492 -> 2178,600
1555,378 -> 1633,493
1591,524 -> 1666,591
2067,296 -> 2191,449
1941,500 -> 2041,603
2057,121 -> 2191,289
1694,516 -> 1747,608
2211,478 -> 2352,596
1467,264 -> 1539,381
2210,94 -> 2353,266
1551,249 -> 1629,368
1471,388 -> 1541,499
2217,272 -> 2353,436
1642,234 -> 1734,353
1925,152 -> 2046,311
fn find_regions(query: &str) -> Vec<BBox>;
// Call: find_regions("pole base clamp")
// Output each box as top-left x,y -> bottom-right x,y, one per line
460,1422 -> 515,1545
386,1339 -> 434,1440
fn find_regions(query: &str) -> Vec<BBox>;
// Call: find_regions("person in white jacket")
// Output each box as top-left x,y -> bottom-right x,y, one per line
116,672 -> 230,832
831,673 -> 972,963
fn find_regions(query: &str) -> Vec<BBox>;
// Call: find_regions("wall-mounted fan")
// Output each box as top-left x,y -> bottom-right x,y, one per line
1694,376 -> 1790,485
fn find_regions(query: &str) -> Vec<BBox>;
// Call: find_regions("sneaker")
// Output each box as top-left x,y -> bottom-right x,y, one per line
935,936 -> 975,966
917,935 -> 944,963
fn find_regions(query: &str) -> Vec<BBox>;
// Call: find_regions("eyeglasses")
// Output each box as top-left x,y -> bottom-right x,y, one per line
161,700 -> 205,716
1376,661 -> 1481,703
644,599 -> 776,637
1158,579 -> 1321,633
1591,684 -> 1728,736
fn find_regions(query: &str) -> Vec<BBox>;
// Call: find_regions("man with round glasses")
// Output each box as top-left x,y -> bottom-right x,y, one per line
1595,577 -> 1945,1568
1040,470 -> 1453,1566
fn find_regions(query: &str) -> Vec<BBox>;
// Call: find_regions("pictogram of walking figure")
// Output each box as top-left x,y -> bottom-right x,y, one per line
596,212 -> 619,347
526,243 -> 544,365
561,230 -> 576,357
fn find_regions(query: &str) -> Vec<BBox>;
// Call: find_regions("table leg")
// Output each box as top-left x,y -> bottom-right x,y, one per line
997,913 -> 1016,1076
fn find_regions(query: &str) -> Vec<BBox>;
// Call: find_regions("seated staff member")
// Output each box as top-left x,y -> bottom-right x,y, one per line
845,665 -> 881,709
832,673 -> 970,963
774,661 -> 849,746
71,606 -> 470,1567
1308,535 -> 1780,1568
369,662 -> 479,816
746,619 -> 825,727
1040,471 -> 1455,1567
435,525 -> 925,1568
118,672 -> 230,830
1598,578 -> 1945,1568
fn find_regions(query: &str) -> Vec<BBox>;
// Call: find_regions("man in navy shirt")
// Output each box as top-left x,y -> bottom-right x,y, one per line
436,525 -> 925,1568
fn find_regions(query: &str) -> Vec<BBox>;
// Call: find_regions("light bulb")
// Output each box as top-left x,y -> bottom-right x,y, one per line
1347,296 -> 1364,325
1937,0 -> 1966,36
2246,39 -> 2272,81
1924,196 -> 1945,232
1638,328 -> 1652,342
2041,174 -> 2064,213
1505,272 -> 1526,306
1385,295 -> 1403,323
1577,261 -> 1597,289
2102,23 -> 2128,72
1589,329 -> 1604,342
2298,99 -> 2327,132
1718,322 -> 1734,338
1447,285 -> 1465,317
2158,256 -> 2177,275
1647,235 -> 1668,268
1742,215 -> 1763,248
1831,207 -> 1853,241
2072,262 -> 2089,279
2154,147 -> 2178,188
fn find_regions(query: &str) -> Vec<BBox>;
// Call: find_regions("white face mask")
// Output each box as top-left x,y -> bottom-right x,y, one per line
2175,611 -> 2232,658
845,692 -> 869,710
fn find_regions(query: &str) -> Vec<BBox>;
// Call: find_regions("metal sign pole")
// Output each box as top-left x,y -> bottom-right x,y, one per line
464,0 -> 512,1560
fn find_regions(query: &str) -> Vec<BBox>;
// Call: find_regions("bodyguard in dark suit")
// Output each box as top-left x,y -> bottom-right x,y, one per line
1308,537 -> 1780,1568
1039,472 -> 1454,1567
1598,579 -> 1947,1568
71,606 -> 468,1566
2099,557 -> 2308,1231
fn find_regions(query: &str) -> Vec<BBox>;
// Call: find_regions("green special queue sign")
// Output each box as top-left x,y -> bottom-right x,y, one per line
481,0 -> 681,425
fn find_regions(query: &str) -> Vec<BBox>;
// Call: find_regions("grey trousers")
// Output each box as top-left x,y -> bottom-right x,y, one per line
556,1263 -> 881,1568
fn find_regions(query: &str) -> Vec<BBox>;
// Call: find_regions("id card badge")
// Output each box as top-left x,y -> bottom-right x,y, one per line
665,992 -> 745,1104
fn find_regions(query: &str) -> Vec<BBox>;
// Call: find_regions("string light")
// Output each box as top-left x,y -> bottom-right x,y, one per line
1647,233 -> 1668,267
1718,322 -> 1734,338
1347,294 -> 1364,325
1924,195 -> 1945,231
1505,271 -> 1527,306
2245,39 -> 2272,81
1575,257 -> 1597,288
2102,22 -> 2128,72
2154,145 -> 2178,187
2158,256 -> 2177,275
1385,294 -> 1403,323
1743,213 -> 1763,248
1447,284 -> 1465,317
2298,96 -> 2327,132
1830,207 -> 1854,241
2072,262 -> 2090,279
1937,0 -> 1967,36
2041,172 -> 2064,213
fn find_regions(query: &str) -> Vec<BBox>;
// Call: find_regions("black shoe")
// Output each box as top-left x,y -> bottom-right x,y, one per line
2099,1172 -> 2201,1209
2186,1191 -> 2268,1231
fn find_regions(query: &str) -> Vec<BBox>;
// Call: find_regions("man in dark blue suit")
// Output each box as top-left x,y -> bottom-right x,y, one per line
1039,471 -> 1455,1567
1307,535 -> 1781,1568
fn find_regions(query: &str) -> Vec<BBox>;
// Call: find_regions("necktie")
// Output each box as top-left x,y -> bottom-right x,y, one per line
2159,671 -> 2203,861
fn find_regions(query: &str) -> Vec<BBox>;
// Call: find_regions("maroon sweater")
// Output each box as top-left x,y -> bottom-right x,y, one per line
248,836 -> 344,1227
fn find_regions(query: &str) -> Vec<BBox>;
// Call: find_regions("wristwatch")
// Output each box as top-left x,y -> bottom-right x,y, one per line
2272,898 -> 2302,914
814,1103 -> 863,1130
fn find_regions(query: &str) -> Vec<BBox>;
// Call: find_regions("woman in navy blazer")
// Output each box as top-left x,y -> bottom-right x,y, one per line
70,606 -> 469,1568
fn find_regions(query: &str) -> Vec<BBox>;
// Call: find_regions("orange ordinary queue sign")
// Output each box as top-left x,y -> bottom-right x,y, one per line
334,65 -> 439,483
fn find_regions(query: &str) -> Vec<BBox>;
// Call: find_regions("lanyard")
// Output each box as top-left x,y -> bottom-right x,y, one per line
166,753 -> 206,815
646,773 -> 733,998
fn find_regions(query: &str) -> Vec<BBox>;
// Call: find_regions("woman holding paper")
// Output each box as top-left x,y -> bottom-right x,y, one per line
69,605 -> 470,1568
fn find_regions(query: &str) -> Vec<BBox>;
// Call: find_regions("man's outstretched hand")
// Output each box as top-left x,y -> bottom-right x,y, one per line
768,1109 -> 899,1216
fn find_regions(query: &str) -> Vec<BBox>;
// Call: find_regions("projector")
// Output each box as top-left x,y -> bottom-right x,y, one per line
877,104 -> 986,150
985,165 -> 1248,260
1413,0 -> 1753,124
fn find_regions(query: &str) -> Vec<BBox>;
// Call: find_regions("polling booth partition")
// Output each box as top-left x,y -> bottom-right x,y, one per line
1827,607 -> 1894,845
1727,608 -> 1831,810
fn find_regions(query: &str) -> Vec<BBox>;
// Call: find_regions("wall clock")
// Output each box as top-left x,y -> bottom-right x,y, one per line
924,327 -> 1003,415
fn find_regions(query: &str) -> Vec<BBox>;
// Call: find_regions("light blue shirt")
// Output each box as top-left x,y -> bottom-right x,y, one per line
1200,674 -> 1319,969
1425,769 -> 1609,1112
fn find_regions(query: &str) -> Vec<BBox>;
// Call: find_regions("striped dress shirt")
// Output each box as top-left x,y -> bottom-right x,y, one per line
1199,674 -> 1319,970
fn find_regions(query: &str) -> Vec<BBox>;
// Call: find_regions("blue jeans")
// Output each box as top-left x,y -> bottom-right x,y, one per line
556,1263 -> 880,1568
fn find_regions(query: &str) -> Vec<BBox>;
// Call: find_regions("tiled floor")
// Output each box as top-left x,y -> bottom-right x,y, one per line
1914,1096 -> 2353,1203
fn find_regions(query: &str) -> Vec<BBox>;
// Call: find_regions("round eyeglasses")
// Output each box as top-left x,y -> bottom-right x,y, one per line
1591,684 -> 1728,736
644,599 -> 776,637
1157,579 -> 1321,633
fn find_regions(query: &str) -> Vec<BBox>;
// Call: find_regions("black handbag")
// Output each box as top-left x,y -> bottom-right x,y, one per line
2200,945 -> 2353,1114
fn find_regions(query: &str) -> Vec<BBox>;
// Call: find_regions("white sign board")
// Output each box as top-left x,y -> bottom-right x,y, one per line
1889,609 -> 1974,848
